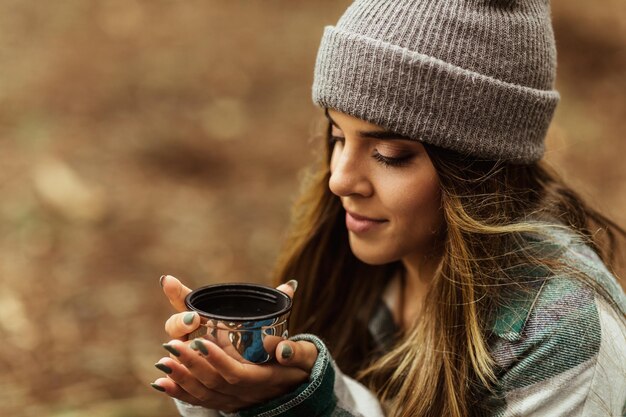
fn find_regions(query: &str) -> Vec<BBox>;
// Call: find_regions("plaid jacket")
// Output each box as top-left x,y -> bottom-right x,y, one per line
176,229 -> 626,417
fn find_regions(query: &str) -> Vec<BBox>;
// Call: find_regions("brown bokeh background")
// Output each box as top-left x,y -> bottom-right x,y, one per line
0,1 -> 624,416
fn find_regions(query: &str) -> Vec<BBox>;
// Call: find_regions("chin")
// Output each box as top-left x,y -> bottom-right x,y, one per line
348,236 -> 399,265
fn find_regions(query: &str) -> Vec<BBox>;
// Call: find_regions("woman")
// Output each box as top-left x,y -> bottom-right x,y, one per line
151,0 -> 626,416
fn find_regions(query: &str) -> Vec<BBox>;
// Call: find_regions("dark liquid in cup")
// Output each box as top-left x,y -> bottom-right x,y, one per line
193,294 -> 279,317
186,284 -> 291,321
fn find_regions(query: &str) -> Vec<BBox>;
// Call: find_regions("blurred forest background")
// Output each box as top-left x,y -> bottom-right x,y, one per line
0,1 -> 624,416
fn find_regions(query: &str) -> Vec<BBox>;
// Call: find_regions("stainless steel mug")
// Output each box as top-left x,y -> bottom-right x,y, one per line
185,283 -> 292,364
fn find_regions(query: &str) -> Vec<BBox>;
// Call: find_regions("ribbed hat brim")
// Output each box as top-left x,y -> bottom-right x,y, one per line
312,26 -> 560,163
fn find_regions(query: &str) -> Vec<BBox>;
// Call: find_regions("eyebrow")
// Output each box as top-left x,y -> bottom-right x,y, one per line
325,110 -> 413,140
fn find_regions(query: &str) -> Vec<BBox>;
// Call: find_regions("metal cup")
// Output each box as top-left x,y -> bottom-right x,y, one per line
185,283 -> 292,364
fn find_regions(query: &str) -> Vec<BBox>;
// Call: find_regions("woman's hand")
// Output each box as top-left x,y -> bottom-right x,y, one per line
159,275 -> 198,340
153,335 -> 317,412
153,275 -> 318,412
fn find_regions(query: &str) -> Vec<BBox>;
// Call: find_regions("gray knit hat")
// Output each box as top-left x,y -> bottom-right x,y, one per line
312,0 -> 560,163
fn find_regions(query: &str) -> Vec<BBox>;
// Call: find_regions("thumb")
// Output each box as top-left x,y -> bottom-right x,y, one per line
275,340 -> 318,373
160,274 -> 193,312
276,279 -> 298,299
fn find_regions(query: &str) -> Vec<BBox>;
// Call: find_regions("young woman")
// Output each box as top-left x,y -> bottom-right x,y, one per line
152,1 -> 626,416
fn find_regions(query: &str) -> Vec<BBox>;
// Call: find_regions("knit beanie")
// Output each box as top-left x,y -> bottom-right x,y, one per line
312,0 -> 560,163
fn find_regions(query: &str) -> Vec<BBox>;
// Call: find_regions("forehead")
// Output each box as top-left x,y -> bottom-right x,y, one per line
326,109 -> 413,141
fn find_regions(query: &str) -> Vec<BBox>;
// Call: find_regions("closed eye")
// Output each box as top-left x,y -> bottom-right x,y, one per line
372,150 -> 413,167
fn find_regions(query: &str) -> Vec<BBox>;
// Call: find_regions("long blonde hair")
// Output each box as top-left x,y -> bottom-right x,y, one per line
273,120 -> 625,416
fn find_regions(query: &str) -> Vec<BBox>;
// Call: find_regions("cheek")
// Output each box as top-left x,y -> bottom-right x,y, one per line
390,173 -> 443,231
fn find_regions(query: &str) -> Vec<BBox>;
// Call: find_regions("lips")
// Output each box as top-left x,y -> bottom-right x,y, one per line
345,210 -> 387,233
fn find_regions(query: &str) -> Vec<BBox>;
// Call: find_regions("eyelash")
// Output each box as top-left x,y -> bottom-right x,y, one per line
372,151 -> 412,167
329,135 -> 412,168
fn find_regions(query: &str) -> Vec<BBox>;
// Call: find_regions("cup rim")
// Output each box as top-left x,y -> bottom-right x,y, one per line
184,282 -> 293,322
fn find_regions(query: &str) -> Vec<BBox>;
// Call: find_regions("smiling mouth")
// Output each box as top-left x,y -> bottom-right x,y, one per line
345,211 -> 387,233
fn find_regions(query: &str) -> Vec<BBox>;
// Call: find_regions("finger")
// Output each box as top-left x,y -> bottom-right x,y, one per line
153,376 -> 253,414
164,339 -> 240,395
191,338 -> 308,390
151,377 -> 200,404
275,340 -> 318,373
155,356 -> 244,405
161,275 -> 193,312
165,311 -> 201,339
190,338 -> 247,385
262,334 -> 283,360
189,339 -> 309,403
276,279 -> 298,299
151,377 -> 197,402
154,357 -> 214,401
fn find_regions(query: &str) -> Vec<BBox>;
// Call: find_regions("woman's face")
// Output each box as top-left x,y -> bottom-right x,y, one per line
327,109 -> 444,265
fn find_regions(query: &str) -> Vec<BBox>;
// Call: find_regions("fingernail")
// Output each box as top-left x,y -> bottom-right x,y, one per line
281,344 -> 293,359
191,339 -> 208,355
183,312 -> 195,325
162,343 -> 180,357
285,279 -> 298,293
154,363 -> 172,374
151,382 -> 166,392
159,275 -> 167,287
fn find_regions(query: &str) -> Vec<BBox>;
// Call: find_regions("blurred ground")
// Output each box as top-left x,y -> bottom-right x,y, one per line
0,1 -> 624,416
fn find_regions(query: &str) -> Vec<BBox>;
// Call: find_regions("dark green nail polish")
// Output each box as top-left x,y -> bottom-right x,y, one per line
163,343 -> 180,357
191,339 -> 208,355
155,363 -> 172,374
281,344 -> 293,359
183,312 -> 195,325
151,382 -> 166,392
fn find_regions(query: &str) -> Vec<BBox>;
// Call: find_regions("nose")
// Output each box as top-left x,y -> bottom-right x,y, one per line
328,142 -> 373,198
